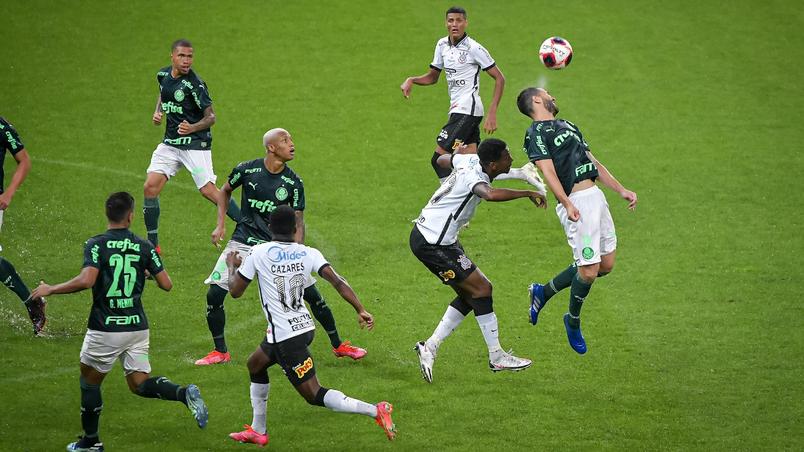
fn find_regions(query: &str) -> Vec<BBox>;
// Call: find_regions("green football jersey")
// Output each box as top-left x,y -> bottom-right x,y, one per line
524,119 -> 599,196
156,66 -> 213,150
0,116 -> 25,194
228,158 -> 305,245
82,228 -> 164,332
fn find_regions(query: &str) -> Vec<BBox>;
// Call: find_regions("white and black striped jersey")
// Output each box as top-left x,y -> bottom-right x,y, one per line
238,241 -> 329,343
414,154 -> 490,245
430,34 -> 496,117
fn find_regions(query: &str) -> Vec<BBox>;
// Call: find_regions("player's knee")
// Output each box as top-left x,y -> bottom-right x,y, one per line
578,265 -> 599,283
599,262 -> 614,277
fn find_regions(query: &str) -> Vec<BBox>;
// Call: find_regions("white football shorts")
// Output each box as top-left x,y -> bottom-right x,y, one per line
80,329 -> 151,375
555,185 -> 617,266
204,240 -> 254,291
146,143 -> 217,189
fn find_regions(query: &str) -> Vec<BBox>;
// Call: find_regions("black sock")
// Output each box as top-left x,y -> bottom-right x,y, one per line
449,296 -> 473,316
206,285 -> 228,353
79,376 -> 103,441
136,376 -> 188,405
0,257 -> 32,302
568,273 -> 593,328
468,296 -> 494,316
431,151 -> 452,179
143,197 -> 160,246
544,263 -> 577,301
226,198 -> 242,222
305,285 -> 341,348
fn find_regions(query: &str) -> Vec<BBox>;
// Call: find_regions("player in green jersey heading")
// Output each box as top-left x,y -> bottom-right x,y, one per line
196,128 -> 367,365
517,87 -> 638,354
31,192 -> 208,451
0,116 -> 47,335
143,39 -> 241,252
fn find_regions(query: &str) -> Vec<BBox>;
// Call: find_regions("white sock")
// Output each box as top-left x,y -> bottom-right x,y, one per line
427,305 -> 466,352
496,168 -> 525,181
323,389 -> 378,418
250,382 -> 269,434
475,312 -> 502,354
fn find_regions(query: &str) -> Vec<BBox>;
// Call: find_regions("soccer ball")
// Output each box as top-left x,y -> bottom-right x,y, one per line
539,36 -> 573,70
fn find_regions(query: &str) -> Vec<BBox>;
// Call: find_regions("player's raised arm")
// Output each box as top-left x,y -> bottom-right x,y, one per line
585,151 -> 638,210
401,67 -> 441,98
471,182 -> 546,208
319,265 -> 374,331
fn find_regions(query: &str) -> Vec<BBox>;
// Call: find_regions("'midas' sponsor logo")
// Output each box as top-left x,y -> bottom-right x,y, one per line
266,246 -> 307,263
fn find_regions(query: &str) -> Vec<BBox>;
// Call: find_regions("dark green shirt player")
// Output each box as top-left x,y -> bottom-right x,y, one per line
0,116 -> 47,335
195,128 -> 368,365
31,192 -> 208,452
142,39 -> 240,253
517,87 -> 637,356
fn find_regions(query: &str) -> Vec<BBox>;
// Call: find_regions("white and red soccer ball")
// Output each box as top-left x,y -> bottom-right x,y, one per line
539,36 -> 573,70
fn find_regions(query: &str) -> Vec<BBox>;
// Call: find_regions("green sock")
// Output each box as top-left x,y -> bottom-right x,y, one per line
568,273 -> 593,328
0,257 -> 32,302
305,285 -> 342,348
544,263 -> 577,301
136,376 -> 188,405
206,285 -> 228,353
143,197 -> 160,246
226,198 -> 242,222
79,376 -> 103,440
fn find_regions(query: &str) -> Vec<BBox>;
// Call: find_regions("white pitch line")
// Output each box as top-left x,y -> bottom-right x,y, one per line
32,157 -> 197,192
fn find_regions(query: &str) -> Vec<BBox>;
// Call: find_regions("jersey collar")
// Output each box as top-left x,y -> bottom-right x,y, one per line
449,33 -> 468,47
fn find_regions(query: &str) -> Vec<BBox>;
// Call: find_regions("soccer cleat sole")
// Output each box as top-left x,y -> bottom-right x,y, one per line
185,384 -> 209,428
489,361 -> 533,373
375,401 -> 397,440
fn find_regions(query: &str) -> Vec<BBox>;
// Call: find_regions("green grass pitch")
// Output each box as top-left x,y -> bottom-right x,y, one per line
1,0 -> 802,450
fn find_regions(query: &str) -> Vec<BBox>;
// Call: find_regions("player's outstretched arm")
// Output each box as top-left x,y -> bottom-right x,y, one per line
483,66 -> 506,134
0,149 -> 31,210
225,252 -> 250,298
319,265 -> 374,330
30,267 -> 100,299
586,151 -> 637,210
211,182 -> 234,246
294,210 -> 306,244
535,159 -> 579,221
472,182 -> 547,208
401,67 -> 441,98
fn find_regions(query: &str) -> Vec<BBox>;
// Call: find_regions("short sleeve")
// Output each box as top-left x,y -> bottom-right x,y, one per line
228,163 -> 245,189
430,41 -> 444,70
83,239 -> 101,269
524,127 -> 551,161
238,252 -> 256,281
307,247 -> 329,275
0,119 -> 25,154
193,80 -> 213,110
292,178 -> 305,210
452,154 -> 486,189
472,44 -> 496,71
144,242 -> 165,276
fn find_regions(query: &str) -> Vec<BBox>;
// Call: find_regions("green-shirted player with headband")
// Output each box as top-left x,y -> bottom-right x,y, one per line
32,192 -> 208,452
0,116 -> 47,335
196,128 -> 368,365
143,39 -> 241,253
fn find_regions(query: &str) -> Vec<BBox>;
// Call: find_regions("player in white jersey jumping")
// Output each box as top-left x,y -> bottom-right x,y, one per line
224,205 -> 396,446
410,138 -> 547,383
400,6 -> 544,191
